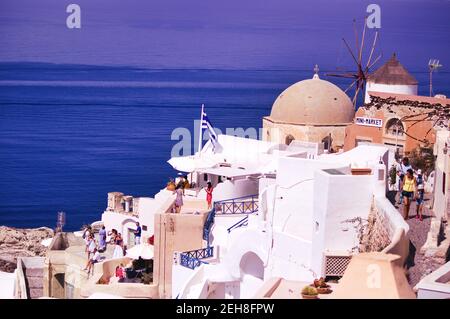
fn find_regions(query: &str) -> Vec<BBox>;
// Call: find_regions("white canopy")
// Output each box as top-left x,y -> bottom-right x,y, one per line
126,244 -> 154,260
167,155 -> 217,173
199,166 -> 262,178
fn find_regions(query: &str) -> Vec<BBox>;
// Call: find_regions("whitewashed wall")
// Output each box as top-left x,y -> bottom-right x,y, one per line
365,82 -> 418,103
311,170 -> 374,274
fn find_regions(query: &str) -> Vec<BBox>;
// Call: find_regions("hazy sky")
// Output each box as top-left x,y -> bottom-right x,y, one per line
0,0 -> 448,70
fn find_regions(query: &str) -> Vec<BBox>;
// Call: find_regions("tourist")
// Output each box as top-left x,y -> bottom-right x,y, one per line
148,234 -> 154,245
415,169 -> 425,221
115,264 -> 125,279
108,229 -> 118,244
173,183 -> 184,213
84,248 -> 101,275
205,182 -> 214,210
87,233 -> 97,260
83,226 -> 92,253
98,226 -> 107,252
183,175 -> 190,189
112,232 -> 124,259
396,157 -> 412,205
134,222 -> 142,245
402,168 -> 417,220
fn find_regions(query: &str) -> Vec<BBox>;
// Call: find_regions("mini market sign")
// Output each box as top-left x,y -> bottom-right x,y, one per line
355,117 -> 383,128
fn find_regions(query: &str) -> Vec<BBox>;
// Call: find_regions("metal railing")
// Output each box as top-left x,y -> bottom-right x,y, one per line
179,247 -> 214,270
227,215 -> 249,233
214,194 -> 259,215
203,195 -> 259,243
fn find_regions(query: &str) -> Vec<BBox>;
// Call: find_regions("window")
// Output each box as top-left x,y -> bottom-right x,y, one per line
356,138 -> 372,146
203,173 -> 208,182
385,118 -> 404,136
142,225 -> 147,231
322,134 -> 333,151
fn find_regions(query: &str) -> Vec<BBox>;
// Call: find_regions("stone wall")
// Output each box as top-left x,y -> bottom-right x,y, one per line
17,257 -> 45,299
360,200 -> 392,253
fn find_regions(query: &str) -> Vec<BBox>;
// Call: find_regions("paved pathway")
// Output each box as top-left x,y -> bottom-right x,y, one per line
394,193 -> 443,287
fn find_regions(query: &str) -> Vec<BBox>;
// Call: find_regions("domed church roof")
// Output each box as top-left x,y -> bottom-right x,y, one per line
268,71 -> 355,125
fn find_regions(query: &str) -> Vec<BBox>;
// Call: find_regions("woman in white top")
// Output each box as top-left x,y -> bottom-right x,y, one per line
112,233 -> 124,259
87,234 -> 97,260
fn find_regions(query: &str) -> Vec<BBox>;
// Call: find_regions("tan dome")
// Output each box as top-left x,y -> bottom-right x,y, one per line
269,76 -> 354,125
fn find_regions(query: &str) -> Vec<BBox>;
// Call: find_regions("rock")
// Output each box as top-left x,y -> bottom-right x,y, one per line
0,226 -> 53,272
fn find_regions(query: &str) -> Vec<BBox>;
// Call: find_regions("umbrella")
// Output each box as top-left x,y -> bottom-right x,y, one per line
126,244 -> 154,260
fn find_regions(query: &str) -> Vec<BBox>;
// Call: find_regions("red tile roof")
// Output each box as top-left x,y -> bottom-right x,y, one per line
368,53 -> 418,85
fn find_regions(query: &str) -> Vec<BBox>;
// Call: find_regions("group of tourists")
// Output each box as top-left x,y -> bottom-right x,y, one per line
172,175 -> 214,213
395,156 -> 426,221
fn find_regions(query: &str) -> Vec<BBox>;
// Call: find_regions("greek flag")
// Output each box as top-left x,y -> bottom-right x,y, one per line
200,105 -> 218,151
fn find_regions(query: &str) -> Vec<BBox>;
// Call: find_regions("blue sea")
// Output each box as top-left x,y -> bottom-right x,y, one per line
0,62 -> 448,230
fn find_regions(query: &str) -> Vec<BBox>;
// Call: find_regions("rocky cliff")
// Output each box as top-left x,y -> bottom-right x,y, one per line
0,226 -> 53,272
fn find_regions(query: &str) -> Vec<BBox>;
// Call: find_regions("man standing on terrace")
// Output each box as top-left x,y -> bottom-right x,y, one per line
134,222 -> 142,245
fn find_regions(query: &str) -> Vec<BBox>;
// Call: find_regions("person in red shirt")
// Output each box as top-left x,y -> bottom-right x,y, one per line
115,264 -> 124,279
205,182 -> 213,209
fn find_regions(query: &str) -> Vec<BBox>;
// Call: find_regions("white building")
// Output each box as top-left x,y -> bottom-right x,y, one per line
100,134 -> 324,247
173,138 -> 410,299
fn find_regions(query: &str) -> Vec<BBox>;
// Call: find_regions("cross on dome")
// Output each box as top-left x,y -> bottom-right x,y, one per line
313,64 -> 320,79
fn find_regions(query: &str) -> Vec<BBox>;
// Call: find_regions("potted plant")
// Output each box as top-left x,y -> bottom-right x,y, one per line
311,277 -> 332,294
301,286 -> 319,299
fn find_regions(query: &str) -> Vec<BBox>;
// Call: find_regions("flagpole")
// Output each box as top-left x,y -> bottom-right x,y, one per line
197,104 -> 204,157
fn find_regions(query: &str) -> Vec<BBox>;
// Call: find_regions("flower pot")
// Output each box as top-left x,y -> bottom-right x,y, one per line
316,287 -> 332,294
301,294 -> 319,299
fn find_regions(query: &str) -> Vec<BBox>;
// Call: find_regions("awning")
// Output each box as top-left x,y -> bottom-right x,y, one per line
199,166 -> 261,178
167,155 -> 217,173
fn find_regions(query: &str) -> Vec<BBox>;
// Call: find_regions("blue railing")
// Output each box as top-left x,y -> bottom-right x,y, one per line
180,246 -> 214,270
227,215 -> 249,233
203,207 -> 216,241
203,195 -> 259,244
214,194 -> 259,215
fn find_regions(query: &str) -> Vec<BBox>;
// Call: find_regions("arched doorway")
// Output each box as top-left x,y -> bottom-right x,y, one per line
322,134 -> 333,152
239,251 -> 264,280
121,218 -> 137,247
239,251 -> 265,298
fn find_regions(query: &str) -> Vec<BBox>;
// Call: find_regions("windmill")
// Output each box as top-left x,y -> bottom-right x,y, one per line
326,18 -> 382,107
